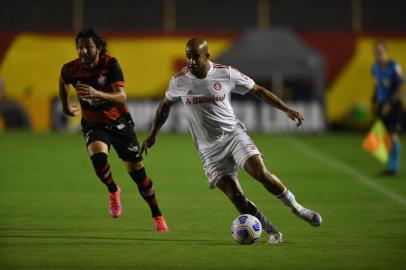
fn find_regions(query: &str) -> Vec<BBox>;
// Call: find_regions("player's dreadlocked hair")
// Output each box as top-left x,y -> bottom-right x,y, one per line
75,27 -> 107,55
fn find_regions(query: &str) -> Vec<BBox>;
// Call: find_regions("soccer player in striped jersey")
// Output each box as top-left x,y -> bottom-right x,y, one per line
142,37 -> 322,243
59,28 -> 168,232
372,41 -> 404,176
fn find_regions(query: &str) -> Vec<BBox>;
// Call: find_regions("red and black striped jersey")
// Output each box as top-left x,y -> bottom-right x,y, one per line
60,54 -> 129,123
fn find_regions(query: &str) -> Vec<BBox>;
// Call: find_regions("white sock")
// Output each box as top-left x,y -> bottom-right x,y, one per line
277,188 -> 303,211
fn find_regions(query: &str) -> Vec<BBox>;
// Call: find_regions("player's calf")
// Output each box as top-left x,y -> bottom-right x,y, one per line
227,191 -> 280,236
244,156 -> 285,195
250,167 -> 323,227
129,167 -> 162,218
90,152 -> 118,193
90,152 -> 121,217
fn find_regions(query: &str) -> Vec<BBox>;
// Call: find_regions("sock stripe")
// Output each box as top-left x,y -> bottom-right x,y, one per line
90,153 -> 117,193
142,176 -> 152,187
129,171 -> 162,217
141,186 -> 155,197
102,169 -> 111,180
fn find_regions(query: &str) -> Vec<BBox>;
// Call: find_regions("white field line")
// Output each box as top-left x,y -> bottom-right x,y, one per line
284,137 -> 406,208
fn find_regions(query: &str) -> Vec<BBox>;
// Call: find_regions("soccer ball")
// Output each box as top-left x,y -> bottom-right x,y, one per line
231,214 -> 262,245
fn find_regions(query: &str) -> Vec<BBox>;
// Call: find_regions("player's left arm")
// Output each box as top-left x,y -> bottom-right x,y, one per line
76,83 -> 127,104
141,97 -> 176,156
251,84 -> 304,127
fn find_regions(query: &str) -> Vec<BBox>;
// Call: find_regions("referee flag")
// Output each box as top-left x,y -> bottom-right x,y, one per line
362,120 -> 392,163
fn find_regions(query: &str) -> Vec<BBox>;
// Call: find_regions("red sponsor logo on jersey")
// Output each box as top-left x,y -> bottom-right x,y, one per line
185,94 -> 225,105
213,82 -> 222,91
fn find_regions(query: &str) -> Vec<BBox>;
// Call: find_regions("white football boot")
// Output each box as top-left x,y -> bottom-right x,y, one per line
292,207 -> 322,226
267,231 -> 283,244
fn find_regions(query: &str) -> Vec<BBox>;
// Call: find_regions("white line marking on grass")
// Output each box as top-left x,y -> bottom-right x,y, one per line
285,137 -> 406,208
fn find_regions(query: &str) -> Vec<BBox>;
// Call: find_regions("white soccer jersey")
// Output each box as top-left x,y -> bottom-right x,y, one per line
165,61 -> 255,150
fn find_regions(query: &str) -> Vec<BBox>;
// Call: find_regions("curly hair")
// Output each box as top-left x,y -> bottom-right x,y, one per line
75,27 -> 107,55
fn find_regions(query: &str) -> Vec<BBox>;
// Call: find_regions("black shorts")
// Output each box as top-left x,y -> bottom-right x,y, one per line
81,115 -> 142,162
378,100 -> 403,133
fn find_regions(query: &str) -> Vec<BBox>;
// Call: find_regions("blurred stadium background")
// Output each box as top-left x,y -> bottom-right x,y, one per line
1,1 -> 406,269
0,0 -> 405,133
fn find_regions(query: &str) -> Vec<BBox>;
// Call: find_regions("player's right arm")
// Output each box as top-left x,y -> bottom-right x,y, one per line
141,97 -> 175,156
142,76 -> 182,156
59,76 -> 80,117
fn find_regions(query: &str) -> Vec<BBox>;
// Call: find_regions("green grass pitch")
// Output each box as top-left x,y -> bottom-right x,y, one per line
0,132 -> 405,269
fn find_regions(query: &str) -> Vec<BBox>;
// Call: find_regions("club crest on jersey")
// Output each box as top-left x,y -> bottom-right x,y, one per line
97,71 -> 107,86
213,82 -> 222,91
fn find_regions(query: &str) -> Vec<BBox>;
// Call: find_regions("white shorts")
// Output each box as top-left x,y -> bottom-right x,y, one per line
198,125 -> 261,189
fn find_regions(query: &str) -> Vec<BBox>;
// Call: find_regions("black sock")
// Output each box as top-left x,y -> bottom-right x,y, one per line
129,168 -> 162,217
90,153 -> 118,193
106,182 -> 118,193
245,199 -> 277,234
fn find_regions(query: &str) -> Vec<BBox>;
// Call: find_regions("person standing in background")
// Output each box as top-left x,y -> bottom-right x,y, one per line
372,41 -> 404,176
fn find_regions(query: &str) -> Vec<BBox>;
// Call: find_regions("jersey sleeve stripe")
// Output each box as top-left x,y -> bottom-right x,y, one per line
111,81 -> 125,87
213,63 -> 228,68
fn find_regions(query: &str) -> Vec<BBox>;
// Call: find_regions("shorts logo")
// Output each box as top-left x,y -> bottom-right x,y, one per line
116,123 -> 125,130
128,145 -> 139,153
213,82 -> 222,91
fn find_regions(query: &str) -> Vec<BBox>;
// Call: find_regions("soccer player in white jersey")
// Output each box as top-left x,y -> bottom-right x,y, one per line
141,37 -> 322,244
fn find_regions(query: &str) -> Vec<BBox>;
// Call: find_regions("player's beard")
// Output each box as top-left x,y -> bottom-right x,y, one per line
189,63 -> 199,71
80,53 -> 99,69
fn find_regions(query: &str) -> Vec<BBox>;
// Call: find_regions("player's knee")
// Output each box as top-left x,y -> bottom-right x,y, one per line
90,152 -> 108,170
129,167 -> 147,183
125,160 -> 144,172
